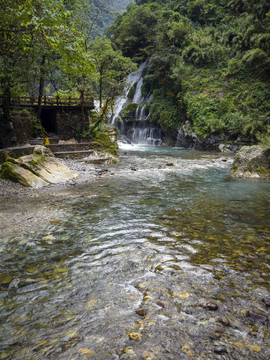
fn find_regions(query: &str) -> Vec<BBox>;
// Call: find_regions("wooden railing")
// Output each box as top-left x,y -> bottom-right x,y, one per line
5,96 -> 94,108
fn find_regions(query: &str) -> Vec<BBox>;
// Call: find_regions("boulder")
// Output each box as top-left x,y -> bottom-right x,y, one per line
231,145 -> 270,179
0,146 -> 78,188
175,122 -> 198,149
33,145 -> 54,157
83,150 -> 119,164
219,143 -> 238,153
0,160 -> 48,188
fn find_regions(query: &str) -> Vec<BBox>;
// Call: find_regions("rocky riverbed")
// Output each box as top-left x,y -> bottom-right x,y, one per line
0,146 -> 269,360
0,158 -> 116,239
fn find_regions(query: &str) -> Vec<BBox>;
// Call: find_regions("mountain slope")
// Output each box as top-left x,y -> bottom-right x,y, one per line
109,0 -> 270,145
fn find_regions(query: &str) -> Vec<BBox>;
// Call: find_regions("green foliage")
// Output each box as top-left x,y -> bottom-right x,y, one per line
0,0 -> 95,106
0,0 -> 134,146
148,90 -> 183,133
84,0 -> 133,38
30,117 -> 47,138
183,27 -> 227,66
108,3 -> 159,60
86,37 -> 136,118
185,93 -> 224,137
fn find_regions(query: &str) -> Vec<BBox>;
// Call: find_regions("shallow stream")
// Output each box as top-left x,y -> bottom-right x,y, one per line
0,146 -> 269,359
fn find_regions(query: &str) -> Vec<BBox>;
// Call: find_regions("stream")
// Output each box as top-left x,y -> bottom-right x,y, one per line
0,145 -> 269,359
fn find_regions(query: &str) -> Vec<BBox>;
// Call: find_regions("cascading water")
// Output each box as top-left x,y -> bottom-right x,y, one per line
112,61 -> 147,126
112,62 -> 162,146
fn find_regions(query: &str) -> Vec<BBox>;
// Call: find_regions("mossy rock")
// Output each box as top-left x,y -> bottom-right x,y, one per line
231,145 -> 270,179
0,161 -> 20,182
0,159 -> 48,187
127,84 -> 136,100
121,103 -> 138,121
0,147 -> 78,187
92,131 -> 119,158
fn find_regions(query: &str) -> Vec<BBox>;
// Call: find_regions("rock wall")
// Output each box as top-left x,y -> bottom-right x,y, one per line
12,109 -> 35,144
55,108 -> 89,140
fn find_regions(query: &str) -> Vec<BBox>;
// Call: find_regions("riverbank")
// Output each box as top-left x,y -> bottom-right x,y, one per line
0,158 -> 117,240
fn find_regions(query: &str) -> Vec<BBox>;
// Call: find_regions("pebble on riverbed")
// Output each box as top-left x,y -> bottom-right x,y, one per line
263,296 -> 270,308
214,346 -> 228,354
218,317 -> 230,327
135,308 -> 148,317
246,309 -> 269,325
201,301 -> 219,311
128,332 -> 142,341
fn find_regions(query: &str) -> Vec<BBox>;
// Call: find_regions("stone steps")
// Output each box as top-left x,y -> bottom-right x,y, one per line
46,142 -> 98,153
54,150 -> 95,159
0,142 -> 103,163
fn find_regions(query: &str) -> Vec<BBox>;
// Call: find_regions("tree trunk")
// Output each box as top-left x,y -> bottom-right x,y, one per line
0,84 -> 15,148
2,85 -> 11,124
37,56 -> 46,122
99,69 -> 103,113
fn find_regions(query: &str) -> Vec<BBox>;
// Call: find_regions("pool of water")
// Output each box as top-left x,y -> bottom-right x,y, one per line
0,146 -> 269,359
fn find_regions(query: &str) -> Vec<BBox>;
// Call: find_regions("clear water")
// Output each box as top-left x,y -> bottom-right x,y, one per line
0,146 -> 269,359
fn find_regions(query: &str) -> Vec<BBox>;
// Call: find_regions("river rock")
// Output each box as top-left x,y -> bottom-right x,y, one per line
83,150 -> 119,164
135,308 -> 148,317
219,143 -> 238,153
0,160 -> 49,188
246,309 -> 269,325
128,332 -> 142,341
0,146 -> 78,188
263,296 -> 270,308
231,145 -> 270,179
201,301 -> 219,311
214,346 -> 228,354
218,317 -> 230,327
33,145 -> 54,157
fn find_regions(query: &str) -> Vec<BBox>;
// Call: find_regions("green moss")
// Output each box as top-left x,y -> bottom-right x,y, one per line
29,159 -> 38,169
5,157 -> 18,165
0,162 -> 19,182
257,168 -> 270,178
31,154 -> 46,167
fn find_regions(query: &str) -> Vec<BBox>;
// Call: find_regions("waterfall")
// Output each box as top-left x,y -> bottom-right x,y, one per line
111,62 -> 162,146
112,61 -> 147,125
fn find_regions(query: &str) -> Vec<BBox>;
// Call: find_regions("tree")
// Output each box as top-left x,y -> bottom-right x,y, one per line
86,37 -> 135,133
0,0 -> 95,145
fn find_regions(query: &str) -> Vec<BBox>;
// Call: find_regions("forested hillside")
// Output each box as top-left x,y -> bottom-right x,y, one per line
109,0 -> 270,143
88,0 -> 133,37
